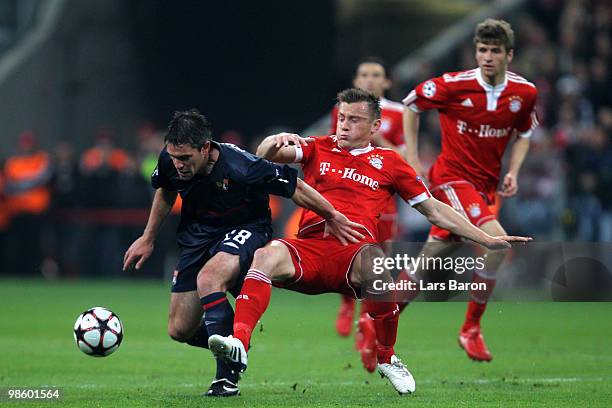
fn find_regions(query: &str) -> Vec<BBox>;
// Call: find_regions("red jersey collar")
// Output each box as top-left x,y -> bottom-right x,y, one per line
335,141 -> 374,156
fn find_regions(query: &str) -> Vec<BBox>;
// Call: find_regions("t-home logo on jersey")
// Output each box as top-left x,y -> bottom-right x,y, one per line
478,124 -> 509,138
457,120 -> 510,138
319,162 -> 331,175
319,161 -> 380,191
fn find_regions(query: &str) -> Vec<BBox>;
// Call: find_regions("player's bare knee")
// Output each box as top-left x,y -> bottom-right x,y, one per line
196,272 -> 226,294
251,242 -> 294,281
251,246 -> 280,277
167,321 -> 194,342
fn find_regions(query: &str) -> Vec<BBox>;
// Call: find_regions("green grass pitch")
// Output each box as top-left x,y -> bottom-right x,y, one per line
1,279 -> 611,407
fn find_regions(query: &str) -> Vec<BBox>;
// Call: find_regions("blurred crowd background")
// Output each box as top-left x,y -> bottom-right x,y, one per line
0,0 -> 609,279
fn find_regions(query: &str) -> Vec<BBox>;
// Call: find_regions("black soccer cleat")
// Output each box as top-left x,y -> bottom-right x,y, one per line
205,378 -> 240,397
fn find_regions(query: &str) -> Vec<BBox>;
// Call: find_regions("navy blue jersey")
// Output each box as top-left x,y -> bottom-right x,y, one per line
151,142 -> 298,248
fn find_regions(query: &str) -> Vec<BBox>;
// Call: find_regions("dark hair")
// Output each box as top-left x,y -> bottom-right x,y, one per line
165,109 -> 212,148
473,18 -> 515,51
337,88 -> 381,121
354,56 -> 389,79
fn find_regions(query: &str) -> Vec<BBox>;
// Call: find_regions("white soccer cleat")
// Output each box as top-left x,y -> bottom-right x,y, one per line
377,355 -> 416,395
208,335 -> 248,373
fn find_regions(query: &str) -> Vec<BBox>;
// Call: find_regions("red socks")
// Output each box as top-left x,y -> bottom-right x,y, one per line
365,301 -> 400,364
233,269 -> 272,351
462,272 -> 496,331
463,301 -> 487,331
395,269 -> 420,314
340,295 -> 355,310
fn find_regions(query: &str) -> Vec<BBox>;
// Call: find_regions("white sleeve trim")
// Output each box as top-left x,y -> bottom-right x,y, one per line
407,191 -> 430,206
518,130 -> 533,138
402,90 -> 417,105
293,145 -> 303,162
407,103 -> 421,113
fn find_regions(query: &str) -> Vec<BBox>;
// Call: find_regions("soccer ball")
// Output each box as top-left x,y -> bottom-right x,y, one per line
73,307 -> 123,357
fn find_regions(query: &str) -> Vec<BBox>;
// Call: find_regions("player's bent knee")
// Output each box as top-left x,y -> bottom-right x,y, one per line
251,246 -> 281,276
196,272 -> 225,294
251,242 -> 294,281
167,322 -> 194,342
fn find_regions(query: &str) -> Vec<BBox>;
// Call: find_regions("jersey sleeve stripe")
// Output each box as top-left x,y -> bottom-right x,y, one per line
507,71 -> 530,81
443,72 -> 476,82
407,191 -> 430,207
530,111 -> 539,129
407,104 -> 421,113
380,98 -> 405,112
520,111 -> 539,138
507,76 -> 536,88
402,90 -> 417,106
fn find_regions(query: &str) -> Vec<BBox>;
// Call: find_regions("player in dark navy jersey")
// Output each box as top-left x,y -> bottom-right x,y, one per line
123,109 -> 363,397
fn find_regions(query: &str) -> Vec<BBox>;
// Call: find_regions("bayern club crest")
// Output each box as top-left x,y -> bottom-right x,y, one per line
467,203 -> 481,218
368,154 -> 384,170
509,96 -> 523,113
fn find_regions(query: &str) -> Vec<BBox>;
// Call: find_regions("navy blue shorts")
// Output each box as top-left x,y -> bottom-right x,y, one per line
171,225 -> 272,294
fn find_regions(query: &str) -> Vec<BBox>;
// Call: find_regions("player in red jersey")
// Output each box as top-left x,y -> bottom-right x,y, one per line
330,57 -> 406,372
207,88 -> 531,395
401,19 -> 538,362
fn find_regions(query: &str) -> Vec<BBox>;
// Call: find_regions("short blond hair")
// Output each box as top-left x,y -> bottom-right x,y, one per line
473,18 -> 515,51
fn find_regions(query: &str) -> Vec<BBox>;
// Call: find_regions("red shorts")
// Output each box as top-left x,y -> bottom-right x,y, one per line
273,236 -> 379,299
377,198 -> 398,243
429,182 -> 498,241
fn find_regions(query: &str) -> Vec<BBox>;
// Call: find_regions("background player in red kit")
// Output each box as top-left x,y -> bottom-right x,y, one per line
330,57 -> 405,152
330,57 -> 406,371
207,88 -> 531,395
402,19 -> 538,362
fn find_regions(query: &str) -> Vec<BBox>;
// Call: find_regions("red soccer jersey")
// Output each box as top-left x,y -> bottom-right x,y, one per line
292,136 -> 430,240
402,68 -> 538,201
330,97 -> 405,148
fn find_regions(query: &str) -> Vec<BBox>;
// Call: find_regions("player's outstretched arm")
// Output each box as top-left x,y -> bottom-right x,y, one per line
291,178 -> 365,245
414,197 -> 532,250
402,107 -> 425,178
123,188 -> 177,271
499,136 -> 530,197
256,132 -> 313,163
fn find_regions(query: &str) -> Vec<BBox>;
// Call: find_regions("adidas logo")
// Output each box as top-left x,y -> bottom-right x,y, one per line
461,98 -> 473,107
